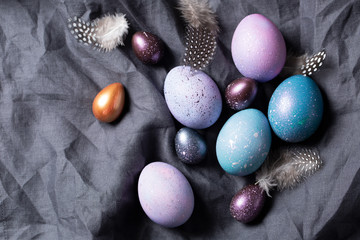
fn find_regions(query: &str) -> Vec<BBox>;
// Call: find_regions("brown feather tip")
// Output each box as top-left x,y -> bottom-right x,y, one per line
178,0 -> 219,33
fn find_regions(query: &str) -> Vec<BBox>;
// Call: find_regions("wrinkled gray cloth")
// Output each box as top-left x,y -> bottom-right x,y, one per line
0,0 -> 359,239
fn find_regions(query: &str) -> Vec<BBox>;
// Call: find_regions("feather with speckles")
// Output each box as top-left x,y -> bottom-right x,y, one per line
68,13 -> 129,51
280,50 -> 326,77
178,0 -> 219,70
256,146 -> 323,196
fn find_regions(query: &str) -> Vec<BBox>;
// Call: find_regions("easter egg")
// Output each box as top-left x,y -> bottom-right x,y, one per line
92,82 -> 125,122
175,127 -> 207,164
230,184 -> 266,223
138,162 -> 194,228
216,109 -> 272,176
132,31 -> 164,64
225,77 -> 258,111
164,66 -> 222,129
231,14 -> 286,82
268,75 -> 323,142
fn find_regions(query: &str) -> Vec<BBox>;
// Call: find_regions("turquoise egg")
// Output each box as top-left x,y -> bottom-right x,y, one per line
216,109 -> 272,176
268,75 -> 323,142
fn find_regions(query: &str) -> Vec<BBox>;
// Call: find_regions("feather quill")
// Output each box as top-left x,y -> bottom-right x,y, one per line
68,13 -> 129,51
256,147 -> 323,197
178,0 -> 219,70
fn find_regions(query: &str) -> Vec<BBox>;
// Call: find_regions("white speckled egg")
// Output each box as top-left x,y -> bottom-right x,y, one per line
216,109 -> 272,176
138,162 -> 194,228
164,66 -> 222,129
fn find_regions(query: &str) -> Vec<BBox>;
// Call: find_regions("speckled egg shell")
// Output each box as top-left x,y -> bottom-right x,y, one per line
175,127 -> 207,164
231,14 -> 286,82
138,162 -> 194,228
132,31 -> 164,64
268,75 -> 323,142
230,184 -> 266,223
164,66 -> 222,129
216,109 -> 272,176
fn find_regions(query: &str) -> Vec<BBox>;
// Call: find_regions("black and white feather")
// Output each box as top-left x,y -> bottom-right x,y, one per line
178,0 -> 219,70
68,13 -> 129,51
301,50 -> 326,76
256,147 -> 323,197
280,49 -> 326,78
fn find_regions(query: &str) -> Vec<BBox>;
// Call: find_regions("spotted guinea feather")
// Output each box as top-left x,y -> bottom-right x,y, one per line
280,49 -> 326,78
68,13 -> 129,51
301,50 -> 326,76
256,147 -> 323,197
179,0 -> 219,70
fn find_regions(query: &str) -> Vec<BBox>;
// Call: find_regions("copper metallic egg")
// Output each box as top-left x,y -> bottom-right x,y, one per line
132,31 -> 164,64
92,83 -> 125,122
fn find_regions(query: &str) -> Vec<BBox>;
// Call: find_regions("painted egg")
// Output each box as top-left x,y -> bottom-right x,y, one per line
164,66 -> 222,129
175,127 -> 207,164
132,31 -> 164,64
231,14 -> 286,82
92,82 -> 125,122
268,75 -> 323,142
138,162 -> 194,228
216,109 -> 272,176
230,184 -> 266,223
225,77 -> 258,111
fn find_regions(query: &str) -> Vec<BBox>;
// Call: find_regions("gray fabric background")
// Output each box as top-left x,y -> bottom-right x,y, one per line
0,0 -> 359,239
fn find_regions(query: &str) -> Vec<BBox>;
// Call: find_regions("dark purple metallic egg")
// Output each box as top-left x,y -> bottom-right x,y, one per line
230,184 -> 266,223
225,77 -> 257,111
132,31 -> 164,64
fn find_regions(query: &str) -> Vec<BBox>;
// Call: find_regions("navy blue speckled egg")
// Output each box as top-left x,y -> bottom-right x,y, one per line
175,128 -> 207,164
268,75 -> 323,142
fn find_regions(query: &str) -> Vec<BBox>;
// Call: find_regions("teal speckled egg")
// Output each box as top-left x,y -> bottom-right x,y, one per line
268,75 -> 323,142
216,109 -> 272,176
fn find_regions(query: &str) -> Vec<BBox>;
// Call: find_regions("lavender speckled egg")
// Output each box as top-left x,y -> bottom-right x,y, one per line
164,66 -> 222,129
268,75 -> 323,142
225,77 -> 258,111
216,109 -> 272,176
230,184 -> 266,223
132,31 -> 164,64
175,127 -> 207,164
138,162 -> 194,228
231,14 -> 286,82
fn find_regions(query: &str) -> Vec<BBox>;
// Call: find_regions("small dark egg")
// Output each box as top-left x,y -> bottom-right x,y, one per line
225,77 -> 257,111
175,127 -> 207,164
92,83 -> 125,122
132,31 -> 164,64
230,184 -> 266,223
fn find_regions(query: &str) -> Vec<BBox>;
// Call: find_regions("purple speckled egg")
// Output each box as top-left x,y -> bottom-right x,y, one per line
164,66 -> 222,129
230,184 -> 266,223
138,162 -> 194,228
132,31 -> 164,64
231,14 -> 286,82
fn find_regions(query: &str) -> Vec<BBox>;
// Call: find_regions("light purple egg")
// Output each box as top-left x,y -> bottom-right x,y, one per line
138,162 -> 194,228
164,66 -> 222,129
231,14 -> 286,82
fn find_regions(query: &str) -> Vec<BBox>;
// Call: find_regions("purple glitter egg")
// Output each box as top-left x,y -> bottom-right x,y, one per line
230,184 -> 266,223
231,14 -> 286,82
225,77 -> 258,111
138,162 -> 194,228
132,31 -> 164,64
